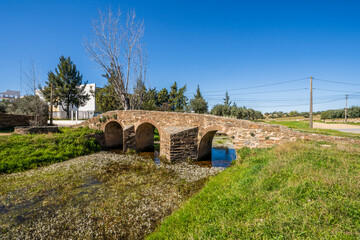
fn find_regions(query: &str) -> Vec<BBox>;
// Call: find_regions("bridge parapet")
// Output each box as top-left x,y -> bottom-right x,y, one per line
78,110 -> 360,162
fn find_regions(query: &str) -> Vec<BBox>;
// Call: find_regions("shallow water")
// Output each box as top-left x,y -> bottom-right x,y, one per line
196,148 -> 236,168
111,147 -> 236,168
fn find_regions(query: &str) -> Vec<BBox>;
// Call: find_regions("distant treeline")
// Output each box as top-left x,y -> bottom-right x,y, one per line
211,104 -> 264,120
321,106 -> 360,120
264,111 -> 322,119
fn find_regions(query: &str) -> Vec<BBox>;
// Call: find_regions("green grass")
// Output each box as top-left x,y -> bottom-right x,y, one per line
0,127 -> 101,173
148,141 -> 360,239
154,128 -> 160,141
270,120 -> 360,139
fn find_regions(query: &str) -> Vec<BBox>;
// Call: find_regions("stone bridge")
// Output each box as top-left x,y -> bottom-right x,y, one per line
79,110 -> 359,162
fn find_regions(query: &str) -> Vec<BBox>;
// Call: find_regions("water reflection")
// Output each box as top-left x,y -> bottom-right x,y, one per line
195,148 -> 236,168
109,147 -> 236,168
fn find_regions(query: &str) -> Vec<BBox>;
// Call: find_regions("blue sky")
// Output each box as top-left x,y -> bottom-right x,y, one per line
1,0 -> 360,112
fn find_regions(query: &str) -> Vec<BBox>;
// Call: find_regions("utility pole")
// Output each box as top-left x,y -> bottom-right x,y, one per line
309,76 -> 313,128
345,94 -> 348,123
50,83 -> 53,125
20,61 -> 22,97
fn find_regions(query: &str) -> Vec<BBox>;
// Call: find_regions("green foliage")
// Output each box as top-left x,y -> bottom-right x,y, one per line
0,100 -> 8,113
0,127 -> 101,173
149,141 -> 360,239
41,56 -> 90,118
140,87 -> 158,110
267,111 -> 311,119
189,85 -> 208,113
168,82 -> 188,112
154,128 -> 160,141
223,90 -> 231,106
211,104 -> 264,120
95,84 -> 122,113
320,106 -> 360,120
211,92 -> 263,119
6,95 -> 49,117
157,88 -> 169,108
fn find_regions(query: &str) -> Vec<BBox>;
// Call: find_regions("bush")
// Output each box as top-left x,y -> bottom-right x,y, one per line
0,101 -> 7,113
0,127 -> 101,173
210,104 -> 264,120
6,95 -> 49,125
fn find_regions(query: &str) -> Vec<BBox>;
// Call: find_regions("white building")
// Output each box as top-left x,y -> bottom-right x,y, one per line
0,90 -> 20,100
37,83 -> 96,119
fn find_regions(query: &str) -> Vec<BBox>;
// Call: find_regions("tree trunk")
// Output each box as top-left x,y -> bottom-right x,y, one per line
66,104 -> 70,119
124,94 -> 130,110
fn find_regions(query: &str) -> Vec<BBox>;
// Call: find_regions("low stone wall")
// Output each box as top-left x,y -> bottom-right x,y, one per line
0,113 -> 47,129
14,126 -> 59,135
324,118 -> 360,123
0,113 -> 32,129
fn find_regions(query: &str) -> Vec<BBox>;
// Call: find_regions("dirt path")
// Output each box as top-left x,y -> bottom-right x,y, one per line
313,122 -> 360,133
0,133 -> 12,136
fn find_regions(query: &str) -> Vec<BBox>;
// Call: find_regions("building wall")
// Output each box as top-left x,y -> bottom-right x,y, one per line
36,83 -> 96,119
0,90 -> 20,100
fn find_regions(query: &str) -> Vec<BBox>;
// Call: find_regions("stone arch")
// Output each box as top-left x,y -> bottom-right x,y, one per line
104,121 -> 123,148
135,122 -> 159,152
198,126 -> 235,160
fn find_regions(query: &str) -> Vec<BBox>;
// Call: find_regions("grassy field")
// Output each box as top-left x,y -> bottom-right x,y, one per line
270,120 -> 360,139
0,152 -> 222,239
148,141 -> 360,239
0,127 -> 101,173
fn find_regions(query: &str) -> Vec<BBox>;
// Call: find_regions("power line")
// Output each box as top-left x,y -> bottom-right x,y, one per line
314,88 -> 355,93
243,97 -> 344,108
314,78 -> 360,86
205,95 -> 348,102
201,77 -> 309,93
199,88 -> 308,97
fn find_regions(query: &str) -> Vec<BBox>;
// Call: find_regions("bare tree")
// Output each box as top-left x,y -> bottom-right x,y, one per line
131,47 -> 148,109
22,59 -> 43,125
23,59 -> 39,96
84,7 -> 145,110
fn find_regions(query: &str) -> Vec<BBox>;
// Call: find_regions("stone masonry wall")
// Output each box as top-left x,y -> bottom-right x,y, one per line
0,113 -> 47,129
0,113 -> 31,128
78,110 -> 360,162
165,127 -> 198,162
123,125 -> 136,152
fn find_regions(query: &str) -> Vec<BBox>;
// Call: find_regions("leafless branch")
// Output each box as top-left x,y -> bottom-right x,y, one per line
84,7 -> 144,110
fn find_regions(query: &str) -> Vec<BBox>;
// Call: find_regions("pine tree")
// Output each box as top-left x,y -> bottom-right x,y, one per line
42,56 -> 89,118
224,91 -> 231,106
169,82 -> 178,111
95,84 -> 122,113
169,82 -> 188,112
190,85 -> 208,113
157,88 -> 169,108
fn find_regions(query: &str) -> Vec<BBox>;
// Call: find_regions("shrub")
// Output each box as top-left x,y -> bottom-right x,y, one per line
0,101 -> 7,113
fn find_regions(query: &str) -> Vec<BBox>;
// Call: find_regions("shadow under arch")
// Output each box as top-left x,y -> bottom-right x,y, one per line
104,121 -> 123,149
136,122 -> 159,152
198,130 -> 218,160
198,128 -> 236,161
